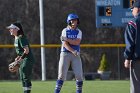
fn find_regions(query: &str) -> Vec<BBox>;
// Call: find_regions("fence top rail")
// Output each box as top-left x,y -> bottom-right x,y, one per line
0,44 -> 126,48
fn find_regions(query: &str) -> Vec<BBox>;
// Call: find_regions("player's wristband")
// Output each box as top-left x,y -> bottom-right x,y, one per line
21,53 -> 28,59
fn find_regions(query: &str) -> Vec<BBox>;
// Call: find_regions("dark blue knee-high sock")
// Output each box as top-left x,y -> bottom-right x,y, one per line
76,81 -> 83,93
54,79 -> 64,93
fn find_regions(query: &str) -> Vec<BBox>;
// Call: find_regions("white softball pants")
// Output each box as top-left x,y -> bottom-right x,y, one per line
57,52 -> 83,81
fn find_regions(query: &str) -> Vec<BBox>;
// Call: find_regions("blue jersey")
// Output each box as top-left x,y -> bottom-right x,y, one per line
61,26 -> 82,52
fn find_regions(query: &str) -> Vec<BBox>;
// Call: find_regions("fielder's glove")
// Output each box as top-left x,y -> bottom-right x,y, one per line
8,61 -> 20,73
60,36 -> 67,41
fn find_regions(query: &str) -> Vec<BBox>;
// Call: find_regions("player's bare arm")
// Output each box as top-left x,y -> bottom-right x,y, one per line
23,46 -> 30,54
15,56 -> 21,61
15,45 -> 30,64
63,41 -> 75,52
63,41 -> 78,56
17,46 -> 29,63
66,38 -> 81,45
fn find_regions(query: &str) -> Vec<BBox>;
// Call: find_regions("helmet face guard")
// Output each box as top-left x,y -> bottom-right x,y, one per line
67,13 -> 80,25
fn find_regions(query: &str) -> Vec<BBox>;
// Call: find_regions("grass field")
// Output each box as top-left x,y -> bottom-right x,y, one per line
0,80 -> 130,93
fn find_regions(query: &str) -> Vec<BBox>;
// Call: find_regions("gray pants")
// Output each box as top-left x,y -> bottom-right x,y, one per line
130,61 -> 140,93
58,52 -> 83,81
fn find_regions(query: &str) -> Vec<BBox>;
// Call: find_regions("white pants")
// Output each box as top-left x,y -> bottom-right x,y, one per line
58,52 -> 83,81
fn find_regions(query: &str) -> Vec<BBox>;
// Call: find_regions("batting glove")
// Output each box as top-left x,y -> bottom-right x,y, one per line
72,50 -> 79,56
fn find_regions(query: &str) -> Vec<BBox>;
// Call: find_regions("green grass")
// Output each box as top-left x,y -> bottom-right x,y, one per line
0,80 -> 130,93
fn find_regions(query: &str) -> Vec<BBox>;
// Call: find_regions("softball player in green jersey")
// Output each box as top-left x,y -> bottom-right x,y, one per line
7,22 -> 35,93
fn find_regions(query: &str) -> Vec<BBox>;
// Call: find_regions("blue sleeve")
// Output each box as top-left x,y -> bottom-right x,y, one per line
124,24 -> 136,60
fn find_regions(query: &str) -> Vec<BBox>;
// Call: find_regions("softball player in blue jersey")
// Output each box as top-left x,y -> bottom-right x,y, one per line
54,13 -> 83,93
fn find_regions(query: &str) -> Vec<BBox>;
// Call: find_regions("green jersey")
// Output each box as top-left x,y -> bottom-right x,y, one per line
14,35 -> 34,61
